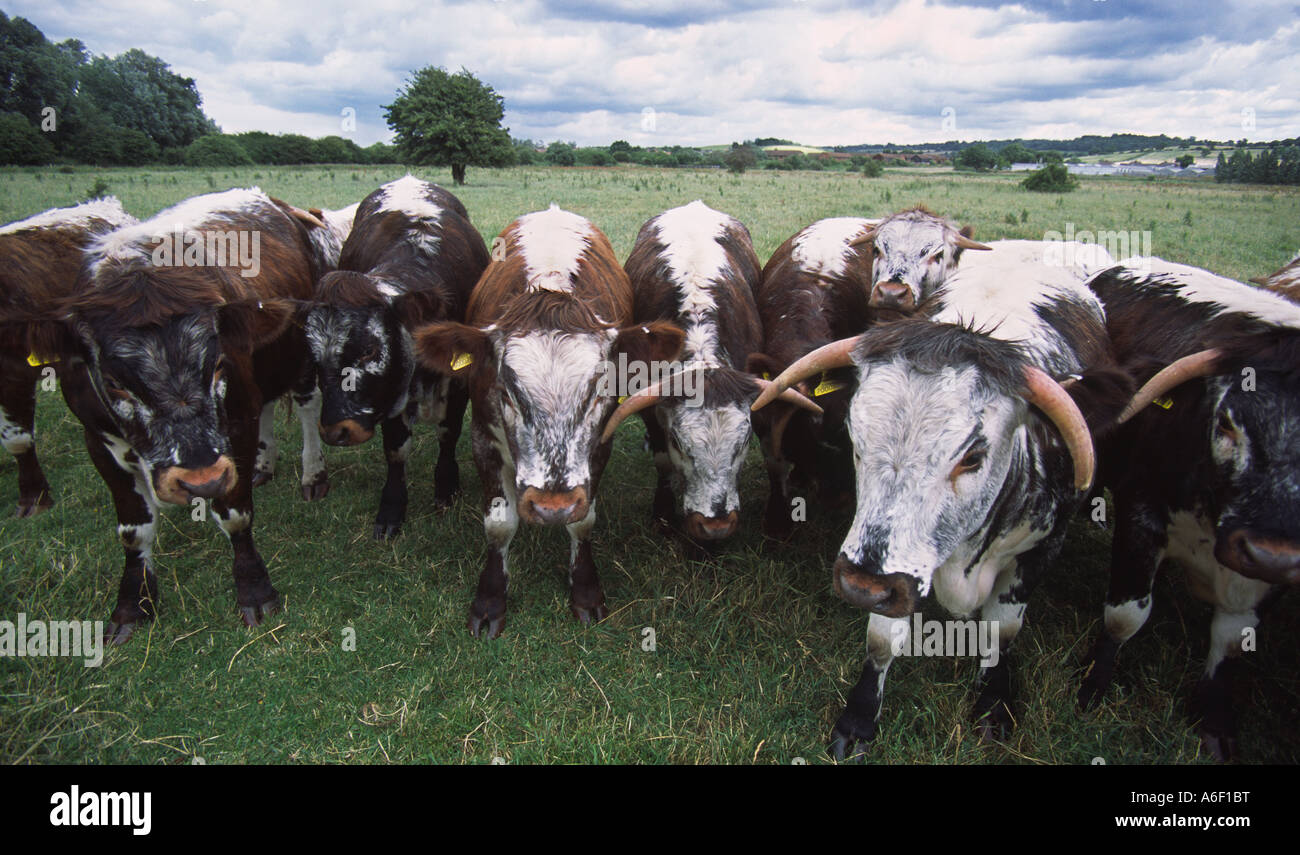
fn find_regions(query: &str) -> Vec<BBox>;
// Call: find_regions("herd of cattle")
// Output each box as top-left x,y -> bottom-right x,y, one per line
2,175 -> 1298,761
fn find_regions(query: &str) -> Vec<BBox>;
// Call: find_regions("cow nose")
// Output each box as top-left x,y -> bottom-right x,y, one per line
686,511 -> 739,541
180,474 -> 228,499
520,487 -> 588,525
870,280 -> 915,311
319,419 -> 373,446
1222,530 -> 1300,584
832,555 -> 919,617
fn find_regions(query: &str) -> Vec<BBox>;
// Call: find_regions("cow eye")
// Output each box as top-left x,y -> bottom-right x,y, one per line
872,245 -> 881,258
1216,412 -> 1239,443
102,376 -> 129,399
930,250 -> 944,263
951,447 -> 986,482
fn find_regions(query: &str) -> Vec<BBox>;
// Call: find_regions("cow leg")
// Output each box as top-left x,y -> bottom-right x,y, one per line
1,371 -> 53,517
82,433 -> 159,645
1078,499 -> 1166,710
971,568 -> 1032,741
1191,585 -> 1279,761
432,375 -> 466,508
469,432 -> 517,639
373,411 -> 412,540
251,400 -> 278,487
829,612 -> 906,761
641,410 -> 675,534
567,503 -> 607,626
759,409 -> 798,540
293,384 -> 329,501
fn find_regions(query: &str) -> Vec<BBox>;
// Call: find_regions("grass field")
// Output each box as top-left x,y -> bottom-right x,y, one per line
2,164 -> 1298,764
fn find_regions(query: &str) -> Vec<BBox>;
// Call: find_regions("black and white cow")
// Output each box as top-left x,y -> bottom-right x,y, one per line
305,176 -> 488,538
850,206 -> 989,312
754,251 -> 1131,759
414,206 -> 683,637
1078,257 -> 1300,760
603,201 -> 820,542
0,198 -> 137,516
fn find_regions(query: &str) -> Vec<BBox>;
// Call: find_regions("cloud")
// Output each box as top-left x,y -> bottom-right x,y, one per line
7,0 -> 1297,147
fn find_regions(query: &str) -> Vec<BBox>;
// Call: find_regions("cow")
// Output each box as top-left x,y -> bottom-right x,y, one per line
848,206 -> 990,312
414,205 -> 684,638
1251,251 -> 1300,298
1077,257 -> 1300,760
27,187 -> 328,643
250,201 -> 358,495
304,176 -> 488,538
600,201 -> 820,544
0,198 -> 138,517
753,252 -> 1131,760
957,238 -> 1115,279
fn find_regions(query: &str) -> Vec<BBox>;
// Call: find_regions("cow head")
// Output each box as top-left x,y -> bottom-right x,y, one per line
753,321 -> 1095,617
854,209 -> 990,312
305,271 -> 432,446
599,364 -> 821,541
417,308 -> 684,525
70,292 -> 294,505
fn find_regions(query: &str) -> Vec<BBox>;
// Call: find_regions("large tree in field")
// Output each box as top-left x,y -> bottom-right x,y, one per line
384,66 -> 513,185
78,48 -> 216,148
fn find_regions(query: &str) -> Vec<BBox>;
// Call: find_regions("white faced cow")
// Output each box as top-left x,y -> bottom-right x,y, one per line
754,252 -> 1131,760
415,206 -> 683,638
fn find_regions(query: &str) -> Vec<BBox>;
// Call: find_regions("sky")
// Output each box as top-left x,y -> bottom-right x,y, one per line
8,0 -> 1300,148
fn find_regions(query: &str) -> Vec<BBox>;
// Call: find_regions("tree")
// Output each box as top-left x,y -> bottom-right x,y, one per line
1021,162 -> 1079,193
545,142 -> 576,166
0,112 -> 54,164
999,142 -> 1039,164
384,66 -> 513,185
724,143 -> 757,174
609,139 -> 633,162
1175,154 -> 1195,168
78,48 -> 215,148
859,157 -> 884,177
183,134 -> 253,167
955,143 -> 999,171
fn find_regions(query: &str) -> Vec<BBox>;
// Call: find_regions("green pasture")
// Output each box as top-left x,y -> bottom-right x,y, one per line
1,164 -> 1297,764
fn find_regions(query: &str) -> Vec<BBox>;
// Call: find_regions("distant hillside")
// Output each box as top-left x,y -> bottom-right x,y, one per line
832,133 -> 1297,156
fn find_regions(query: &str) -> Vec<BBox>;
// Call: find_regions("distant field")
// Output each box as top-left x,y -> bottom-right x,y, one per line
1,164 -> 1298,764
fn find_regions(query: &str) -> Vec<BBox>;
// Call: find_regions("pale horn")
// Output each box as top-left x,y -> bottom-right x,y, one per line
750,336 -> 862,412
1117,349 -> 1222,424
1021,365 -> 1095,491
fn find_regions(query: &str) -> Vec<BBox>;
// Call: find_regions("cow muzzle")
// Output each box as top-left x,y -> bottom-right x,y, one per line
156,456 -> 237,505
1215,530 -> 1300,585
685,510 -> 739,541
833,554 -> 919,616
319,419 -> 374,446
518,486 -> 589,525
868,280 -> 916,312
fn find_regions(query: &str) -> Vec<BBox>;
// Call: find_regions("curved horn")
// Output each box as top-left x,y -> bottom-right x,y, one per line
1021,365 -> 1095,491
600,378 -> 671,444
1117,348 -> 1223,424
288,206 -> 326,229
953,233 -> 992,251
753,379 -> 824,415
751,336 -> 862,412
848,228 -> 877,248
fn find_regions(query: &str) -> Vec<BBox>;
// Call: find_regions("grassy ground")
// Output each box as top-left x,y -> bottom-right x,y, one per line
1,164 -> 1298,764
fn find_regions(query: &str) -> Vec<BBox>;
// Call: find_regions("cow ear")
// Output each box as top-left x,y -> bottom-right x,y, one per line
1063,365 -> 1137,440
612,321 -> 685,365
25,319 -> 84,364
414,321 -> 493,381
218,299 -> 296,351
745,352 -> 781,379
392,291 -> 444,330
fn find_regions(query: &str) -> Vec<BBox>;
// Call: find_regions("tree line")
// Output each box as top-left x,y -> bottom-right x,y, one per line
1214,143 -> 1300,185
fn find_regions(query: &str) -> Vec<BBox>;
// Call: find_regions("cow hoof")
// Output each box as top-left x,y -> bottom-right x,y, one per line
15,496 -> 53,518
239,593 -> 282,628
432,490 -> 460,512
827,716 -> 875,762
373,521 -> 402,540
972,704 -> 1015,743
1198,728 -> 1237,763
252,470 -> 274,488
570,601 -> 608,627
1077,672 -> 1108,712
468,597 -> 506,639
301,480 -> 330,501
103,620 -> 138,646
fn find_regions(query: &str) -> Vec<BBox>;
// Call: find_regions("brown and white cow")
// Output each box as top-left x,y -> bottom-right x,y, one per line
0,198 -> 137,517
305,176 -> 488,538
604,200 -> 819,543
28,187 -> 326,642
849,206 -> 989,312
415,205 -> 683,638
1251,251 -> 1300,299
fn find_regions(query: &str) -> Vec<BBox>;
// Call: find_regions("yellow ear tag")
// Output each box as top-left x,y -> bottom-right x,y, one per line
450,352 -> 473,371
617,395 -> 628,404
27,353 -> 58,367
762,372 -> 772,381
813,372 -> 846,397
1152,395 -> 1173,410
